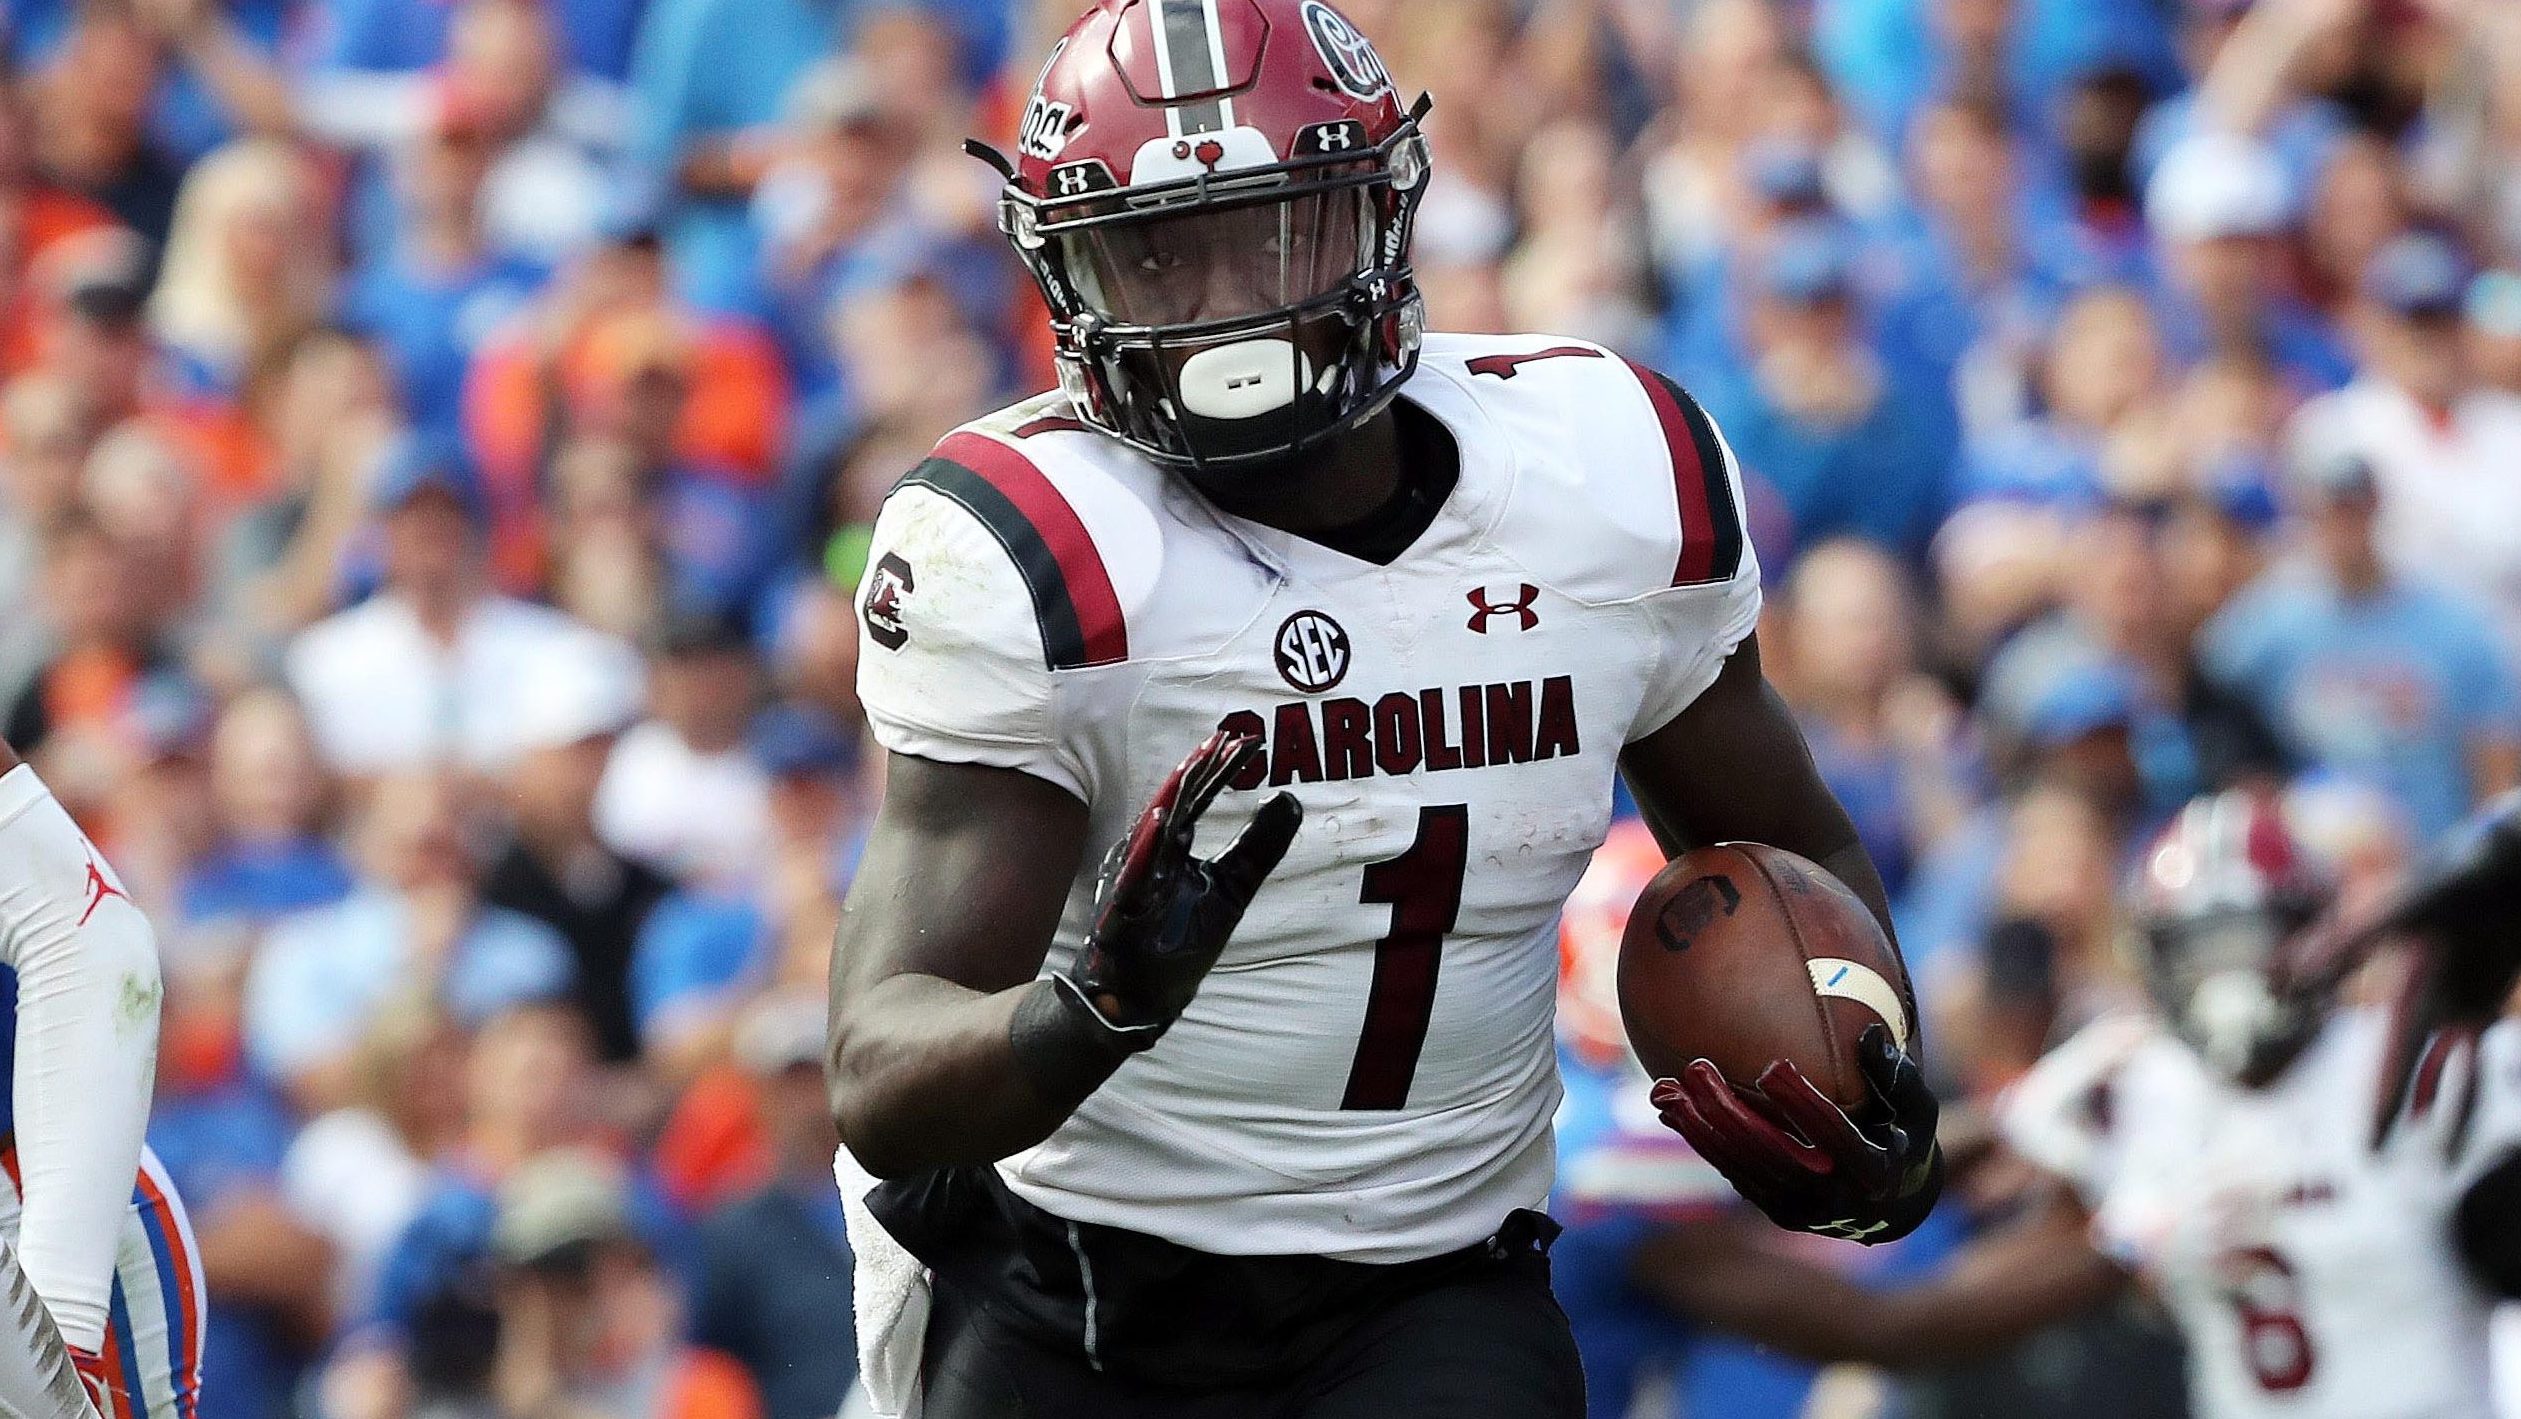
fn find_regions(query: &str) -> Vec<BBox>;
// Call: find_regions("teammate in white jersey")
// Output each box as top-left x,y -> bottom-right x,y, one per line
823,3 -> 1940,1415
1596,788 -> 2521,1419
0,739 -> 198,1419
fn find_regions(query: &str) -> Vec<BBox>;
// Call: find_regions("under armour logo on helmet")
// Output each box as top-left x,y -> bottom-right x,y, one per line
1466,584 -> 1540,634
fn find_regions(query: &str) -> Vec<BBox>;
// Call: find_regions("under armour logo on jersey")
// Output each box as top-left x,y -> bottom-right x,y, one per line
1274,610 -> 1351,693
1465,584 -> 1540,634
77,852 -> 126,926
863,552 -> 915,652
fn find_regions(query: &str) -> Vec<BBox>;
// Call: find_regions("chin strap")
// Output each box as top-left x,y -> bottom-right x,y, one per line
963,138 -> 1017,180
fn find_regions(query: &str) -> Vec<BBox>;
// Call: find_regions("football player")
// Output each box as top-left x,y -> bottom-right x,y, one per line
823,3 -> 1939,1416
1613,788 -> 2521,1419
0,739 -> 197,1419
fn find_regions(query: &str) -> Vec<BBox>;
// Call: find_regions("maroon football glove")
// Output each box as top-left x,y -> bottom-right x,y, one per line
1054,728 -> 1302,1050
1653,1024 -> 1943,1244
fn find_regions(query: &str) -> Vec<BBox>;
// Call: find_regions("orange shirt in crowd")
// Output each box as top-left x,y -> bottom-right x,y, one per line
649,1064 -> 771,1214
1,188 -> 118,378
665,1349 -> 764,1419
464,313 -> 792,494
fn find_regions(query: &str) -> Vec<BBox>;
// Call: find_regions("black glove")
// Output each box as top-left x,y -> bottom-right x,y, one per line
1053,728 -> 1302,1050
2373,793 -> 2521,1148
1653,1024 -> 1942,1244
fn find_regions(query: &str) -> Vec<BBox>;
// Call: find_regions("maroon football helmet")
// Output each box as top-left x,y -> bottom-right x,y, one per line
2127,789 -> 2337,1085
973,0 -> 1431,480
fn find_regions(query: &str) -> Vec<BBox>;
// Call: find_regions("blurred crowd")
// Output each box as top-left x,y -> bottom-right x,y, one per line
3,0 -> 2521,1416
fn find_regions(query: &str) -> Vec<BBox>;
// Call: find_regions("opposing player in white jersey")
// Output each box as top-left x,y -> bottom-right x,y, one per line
1620,788 -> 2521,1419
0,739 -> 198,1419
823,3 -> 1940,1416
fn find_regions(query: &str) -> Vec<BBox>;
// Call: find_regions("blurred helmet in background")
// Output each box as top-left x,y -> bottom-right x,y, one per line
2125,788 -> 2337,1085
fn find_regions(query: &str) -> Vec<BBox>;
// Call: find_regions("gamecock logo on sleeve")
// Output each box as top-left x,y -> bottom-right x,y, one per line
863,552 -> 915,651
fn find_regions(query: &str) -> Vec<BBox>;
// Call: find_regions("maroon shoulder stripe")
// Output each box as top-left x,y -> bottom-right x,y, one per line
921,432 -> 1130,669
2409,1027 -> 2474,1121
1013,414 -> 1092,439
1622,359 -> 1743,587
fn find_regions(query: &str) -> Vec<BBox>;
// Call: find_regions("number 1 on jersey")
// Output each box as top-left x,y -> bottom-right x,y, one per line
1342,805 -> 1469,1110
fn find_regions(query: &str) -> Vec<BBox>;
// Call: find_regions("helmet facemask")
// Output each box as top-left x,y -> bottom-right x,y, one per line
2136,901 -> 2321,1087
996,109 -> 1431,486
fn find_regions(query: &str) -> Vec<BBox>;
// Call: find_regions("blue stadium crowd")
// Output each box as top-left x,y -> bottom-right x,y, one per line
4,0 -> 2521,1415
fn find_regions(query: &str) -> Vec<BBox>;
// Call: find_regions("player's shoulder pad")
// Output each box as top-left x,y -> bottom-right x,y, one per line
875,394 -> 1168,672
1416,334 -> 1751,606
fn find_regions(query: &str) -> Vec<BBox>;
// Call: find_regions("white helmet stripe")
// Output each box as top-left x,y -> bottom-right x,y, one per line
1204,0 -> 1238,129
1154,0 -> 1228,135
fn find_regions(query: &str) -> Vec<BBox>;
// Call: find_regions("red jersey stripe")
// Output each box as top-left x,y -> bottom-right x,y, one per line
1622,360 -> 1719,585
938,431 -> 1131,667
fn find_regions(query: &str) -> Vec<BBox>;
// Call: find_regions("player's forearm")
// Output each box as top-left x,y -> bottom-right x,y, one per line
1644,1211 -> 2119,1369
1850,1230 -> 2128,1365
828,972 -> 1122,1180
0,768 -> 160,1352
1631,1224 -> 1916,1365
1625,647 -> 1898,942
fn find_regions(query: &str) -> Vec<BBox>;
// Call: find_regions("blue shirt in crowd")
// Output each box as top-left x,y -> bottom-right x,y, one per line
2203,564 -> 2521,838
147,1085 -> 304,1419
1693,364 -> 1955,564
342,252 -> 550,437
629,0 -> 849,311
307,0 -> 649,83
631,890 -> 767,1047
244,890 -> 578,1084
1815,0 -> 2182,148
182,838 -> 356,927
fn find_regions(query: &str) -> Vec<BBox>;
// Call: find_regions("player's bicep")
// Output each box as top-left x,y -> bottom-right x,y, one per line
1620,634 -> 1845,855
832,752 -> 1089,1006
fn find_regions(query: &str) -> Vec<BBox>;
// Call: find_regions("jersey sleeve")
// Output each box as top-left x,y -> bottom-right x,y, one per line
1996,1015 -> 2154,1210
1625,372 -> 1763,742
0,767 -> 160,1353
854,479 -> 1093,801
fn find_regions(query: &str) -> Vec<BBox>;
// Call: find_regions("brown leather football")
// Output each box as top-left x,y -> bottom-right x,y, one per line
1615,842 -> 1910,1111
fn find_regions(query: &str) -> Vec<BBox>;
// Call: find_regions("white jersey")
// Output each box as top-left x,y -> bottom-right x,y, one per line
856,333 -> 1760,1263
0,766 -> 163,1357
2001,1008 -> 2521,1419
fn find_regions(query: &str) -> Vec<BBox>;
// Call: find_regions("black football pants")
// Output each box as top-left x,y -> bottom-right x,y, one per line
872,1166 -> 1585,1419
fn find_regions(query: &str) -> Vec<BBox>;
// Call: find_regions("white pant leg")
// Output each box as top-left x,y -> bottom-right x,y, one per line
0,1149 -> 197,1419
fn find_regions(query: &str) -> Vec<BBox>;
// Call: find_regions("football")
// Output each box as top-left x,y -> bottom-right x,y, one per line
1615,843 -> 1909,1111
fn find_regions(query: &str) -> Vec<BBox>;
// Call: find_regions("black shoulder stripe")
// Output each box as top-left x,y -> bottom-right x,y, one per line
1650,370 -> 1744,586
900,457 -> 1096,671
